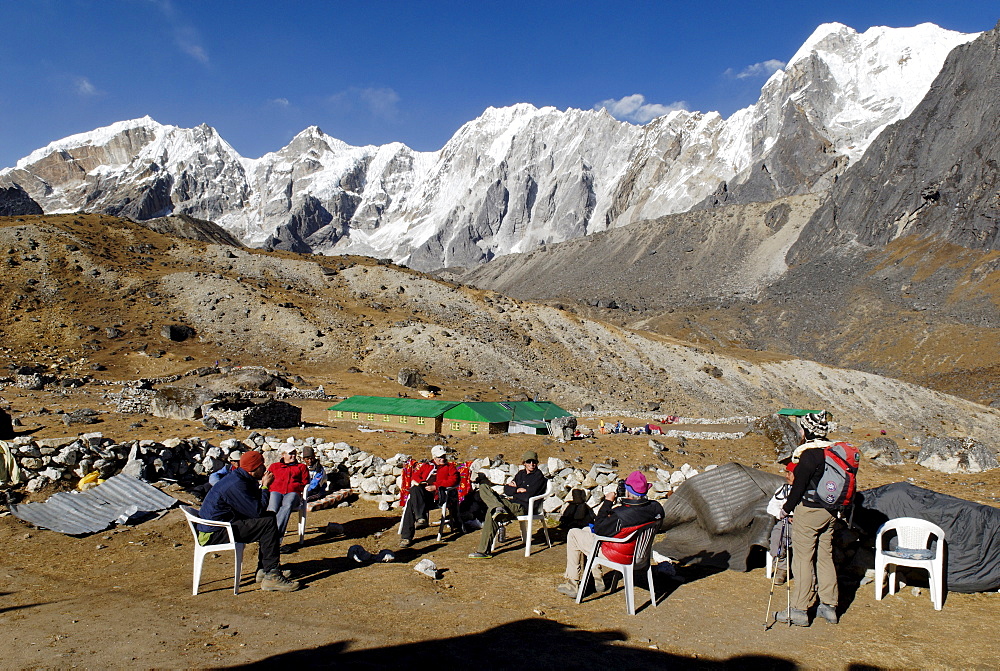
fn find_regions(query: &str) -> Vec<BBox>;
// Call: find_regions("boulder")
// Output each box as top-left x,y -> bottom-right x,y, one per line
549,415 -> 577,443
754,413 -> 802,461
916,437 -> 999,474
397,368 -> 425,388
150,387 -> 217,420
859,437 -> 905,466
160,324 -> 196,341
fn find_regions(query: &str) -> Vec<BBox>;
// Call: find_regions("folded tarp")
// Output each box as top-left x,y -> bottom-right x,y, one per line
9,473 -> 177,535
856,482 -> 1000,593
652,463 -> 784,571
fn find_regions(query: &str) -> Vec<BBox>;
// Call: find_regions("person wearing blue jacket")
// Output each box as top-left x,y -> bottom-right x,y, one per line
197,451 -> 299,592
208,450 -> 243,487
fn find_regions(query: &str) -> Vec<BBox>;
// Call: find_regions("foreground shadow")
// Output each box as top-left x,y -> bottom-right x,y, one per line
230,618 -> 798,670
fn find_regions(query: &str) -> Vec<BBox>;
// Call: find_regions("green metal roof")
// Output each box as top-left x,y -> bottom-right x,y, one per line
444,402 -> 515,423
444,400 -> 572,423
777,408 -> 824,416
329,396 -> 458,417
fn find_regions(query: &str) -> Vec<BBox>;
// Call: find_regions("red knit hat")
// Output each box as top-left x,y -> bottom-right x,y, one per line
240,451 -> 264,472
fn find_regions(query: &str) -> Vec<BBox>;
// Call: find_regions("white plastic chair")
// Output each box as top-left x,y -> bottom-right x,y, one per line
875,517 -> 946,610
395,485 -> 460,541
491,481 -> 553,557
296,494 -> 307,545
181,506 -> 245,595
575,521 -> 659,615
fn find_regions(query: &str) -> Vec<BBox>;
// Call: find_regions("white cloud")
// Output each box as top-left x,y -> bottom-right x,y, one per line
328,87 -> 401,121
174,26 -> 209,64
150,0 -> 209,64
269,98 -> 290,107
74,77 -> 100,97
726,59 -> 786,79
594,94 -> 687,123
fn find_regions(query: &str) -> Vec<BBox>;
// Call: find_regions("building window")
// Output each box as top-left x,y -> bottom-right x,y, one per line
384,415 -> 391,422
351,412 -> 359,420
469,423 -> 479,433
367,413 -> 374,421
416,417 -> 426,425
450,421 -> 461,431
400,416 -> 408,424
336,411 -> 343,418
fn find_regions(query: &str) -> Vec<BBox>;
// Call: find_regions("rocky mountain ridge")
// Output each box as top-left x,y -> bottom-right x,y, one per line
0,23 -> 976,271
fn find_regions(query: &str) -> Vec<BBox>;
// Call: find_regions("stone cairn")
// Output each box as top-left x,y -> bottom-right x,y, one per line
0,432 -> 710,514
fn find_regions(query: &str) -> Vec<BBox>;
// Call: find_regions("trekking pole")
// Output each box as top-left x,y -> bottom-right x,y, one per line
784,516 -> 792,627
763,553 -> 780,630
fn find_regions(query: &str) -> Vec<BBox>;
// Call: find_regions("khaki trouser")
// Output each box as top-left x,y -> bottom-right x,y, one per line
790,504 -> 838,611
564,527 -> 609,583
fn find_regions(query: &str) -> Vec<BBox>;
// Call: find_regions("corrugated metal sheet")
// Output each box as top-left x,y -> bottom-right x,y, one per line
444,401 -> 572,423
9,473 -> 178,535
329,395 -> 458,417
444,402 -> 513,423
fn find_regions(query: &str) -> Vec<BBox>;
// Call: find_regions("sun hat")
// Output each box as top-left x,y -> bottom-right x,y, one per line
624,470 -> 650,496
522,450 -> 539,463
431,445 -> 447,458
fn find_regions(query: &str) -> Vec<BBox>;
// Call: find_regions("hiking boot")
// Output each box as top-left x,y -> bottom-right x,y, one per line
255,568 -> 292,584
260,571 -> 300,592
817,603 -> 839,624
774,608 -> 809,627
279,545 -> 297,555
773,568 -> 787,586
414,518 -> 428,529
468,551 -> 492,559
557,580 -> 580,598
398,538 -> 412,548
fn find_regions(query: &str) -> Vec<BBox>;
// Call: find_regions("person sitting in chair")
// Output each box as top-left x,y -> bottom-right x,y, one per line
468,450 -> 547,559
556,470 -> 664,597
398,445 -> 459,548
197,451 -> 299,592
301,446 -> 329,504
266,447 -> 310,548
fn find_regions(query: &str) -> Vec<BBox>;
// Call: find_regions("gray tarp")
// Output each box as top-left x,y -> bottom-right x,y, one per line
856,482 -> 1000,593
652,463 -> 783,571
9,473 -> 177,535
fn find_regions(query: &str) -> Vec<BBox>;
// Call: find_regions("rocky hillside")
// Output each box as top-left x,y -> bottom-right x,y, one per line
2,213 -> 999,443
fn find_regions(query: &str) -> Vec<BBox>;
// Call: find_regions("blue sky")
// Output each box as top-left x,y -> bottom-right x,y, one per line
0,1 -> 996,168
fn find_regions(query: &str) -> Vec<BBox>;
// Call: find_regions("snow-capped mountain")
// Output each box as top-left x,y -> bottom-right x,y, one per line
0,23 -> 978,271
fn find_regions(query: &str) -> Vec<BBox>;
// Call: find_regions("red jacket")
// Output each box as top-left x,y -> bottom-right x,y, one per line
267,460 -> 309,495
412,461 -> 459,489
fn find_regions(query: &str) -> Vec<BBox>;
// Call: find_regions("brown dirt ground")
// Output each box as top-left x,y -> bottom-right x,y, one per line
3,390 -> 1000,669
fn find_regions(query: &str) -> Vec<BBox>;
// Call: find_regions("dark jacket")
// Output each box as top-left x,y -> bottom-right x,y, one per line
197,467 -> 270,533
593,497 -> 665,537
783,446 -> 828,514
504,468 -> 547,509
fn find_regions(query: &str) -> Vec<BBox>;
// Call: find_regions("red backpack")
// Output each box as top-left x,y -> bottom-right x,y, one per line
806,442 -> 860,511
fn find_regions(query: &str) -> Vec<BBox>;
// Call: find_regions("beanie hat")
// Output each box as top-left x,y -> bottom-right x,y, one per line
799,411 -> 829,438
301,446 -> 316,458
240,451 -> 264,472
624,470 -> 650,496
785,462 -> 797,473
431,445 -> 447,458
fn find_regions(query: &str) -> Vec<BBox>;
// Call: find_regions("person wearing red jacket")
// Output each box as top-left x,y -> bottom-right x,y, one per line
398,445 -> 460,548
266,447 -> 309,546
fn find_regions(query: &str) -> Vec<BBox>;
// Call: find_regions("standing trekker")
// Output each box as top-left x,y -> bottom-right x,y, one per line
266,447 -> 309,548
468,450 -> 547,559
398,445 -> 460,548
775,411 -> 856,626
197,451 -> 299,591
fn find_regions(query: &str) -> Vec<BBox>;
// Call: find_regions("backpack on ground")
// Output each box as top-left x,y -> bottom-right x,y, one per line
806,442 -> 860,511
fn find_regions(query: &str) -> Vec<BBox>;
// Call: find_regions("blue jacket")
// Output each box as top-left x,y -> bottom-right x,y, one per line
197,467 -> 269,533
208,463 -> 236,487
